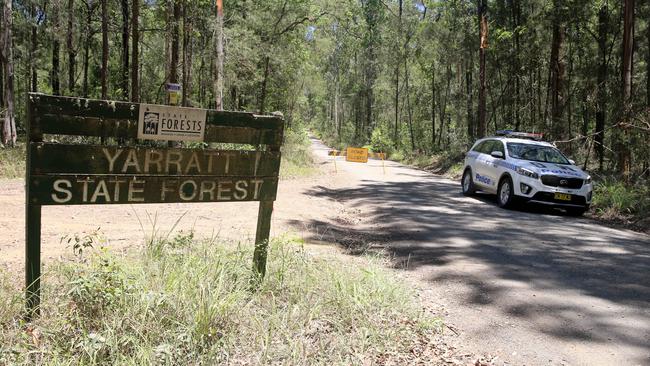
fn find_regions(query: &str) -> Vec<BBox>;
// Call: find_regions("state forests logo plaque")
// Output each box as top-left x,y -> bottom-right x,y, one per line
137,104 -> 207,142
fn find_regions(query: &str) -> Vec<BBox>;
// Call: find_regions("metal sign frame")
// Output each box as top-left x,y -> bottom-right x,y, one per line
24,93 -> 284,317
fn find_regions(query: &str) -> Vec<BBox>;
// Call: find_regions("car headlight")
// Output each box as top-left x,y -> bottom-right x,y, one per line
585,176 -> 592,184
516,167 -> 539,179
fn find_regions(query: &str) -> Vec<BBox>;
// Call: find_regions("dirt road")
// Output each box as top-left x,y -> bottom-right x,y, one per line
2,137 -> 649,365
303,138 -> 650,366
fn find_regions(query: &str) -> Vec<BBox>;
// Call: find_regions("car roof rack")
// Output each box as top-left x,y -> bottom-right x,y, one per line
495,130 -> 544,141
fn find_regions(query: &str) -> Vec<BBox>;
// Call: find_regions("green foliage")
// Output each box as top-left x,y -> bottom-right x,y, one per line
0,146 -> 26,179
61,228 -> 106,257
370,128 -> 394,156
0,234 -> 441,365
592,181 -> 650,217
280,125 -> 316,178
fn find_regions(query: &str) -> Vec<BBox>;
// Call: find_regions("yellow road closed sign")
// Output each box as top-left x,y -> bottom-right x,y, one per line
346,147 -> 368,163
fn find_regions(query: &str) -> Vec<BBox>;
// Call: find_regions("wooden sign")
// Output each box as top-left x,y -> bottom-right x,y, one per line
24,93 -> 284,317
346,147 -> 369,163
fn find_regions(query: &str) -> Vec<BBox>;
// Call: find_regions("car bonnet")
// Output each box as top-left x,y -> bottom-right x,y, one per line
518,160 -> 588,178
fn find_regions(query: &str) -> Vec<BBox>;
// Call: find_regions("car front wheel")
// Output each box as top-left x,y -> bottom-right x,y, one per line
462,169 -> 476,196
566,206 -> 589,216
497,176 -> 516,208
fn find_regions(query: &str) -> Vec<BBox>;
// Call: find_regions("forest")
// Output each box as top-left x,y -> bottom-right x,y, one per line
0,0 -> 649,183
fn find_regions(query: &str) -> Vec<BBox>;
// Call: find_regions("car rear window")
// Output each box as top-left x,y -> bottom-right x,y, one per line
473,140 -> 504,155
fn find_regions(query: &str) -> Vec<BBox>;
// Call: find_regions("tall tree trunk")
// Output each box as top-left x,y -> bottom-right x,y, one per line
182,2 -> 193,107
259,56 -> 270,114
645,9 -> 650,110
30,4 -> 38,92
67,0 -> 75,95
334,85 -> 339,138
405,59 -> 415,151
477,0 -> 487,138
0,50 -> 3,110
431,61 -> 436,150
101,0 -> 108,99
82,1 -> 95,98
131,0 -> 139,102
466,57 -> 474,142
549,0 -> 566,141
512,0 -> 521,130
393,66 -> 399,147
438,64 -> 451,146
595,4 -> 608,171
619,0 -> 634,182
646,1 -> 650,108
169,0 -> 180,85
52,1 -> 61,95
121,0 -> 129,100
214,0 -> 224,110
393,0 -> 402,147
1,0 -> 16,146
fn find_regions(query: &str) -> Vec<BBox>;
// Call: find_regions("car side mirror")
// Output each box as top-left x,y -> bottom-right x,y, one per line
568,159 -> 576,165
490,151 -> 504,159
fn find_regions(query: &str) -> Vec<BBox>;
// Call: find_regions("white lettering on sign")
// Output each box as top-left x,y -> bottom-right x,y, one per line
137,104 -> 207,142
46,177 -> 268,204
100,147 -> 256,175
51,179 -> 72,203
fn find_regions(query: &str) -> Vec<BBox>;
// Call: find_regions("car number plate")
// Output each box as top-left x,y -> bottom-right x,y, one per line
554,193 -> 572,201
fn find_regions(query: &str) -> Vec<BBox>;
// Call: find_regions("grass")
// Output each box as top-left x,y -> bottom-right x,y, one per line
0,144 -> 26,179
280,128 -> 316,179
590,180 -> 650,229
0,233 -> 442,365
395,150 -> 465,180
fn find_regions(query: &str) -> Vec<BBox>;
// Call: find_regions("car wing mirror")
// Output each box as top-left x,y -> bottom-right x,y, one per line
490,151 -> 504,159
568,159 -> 576,165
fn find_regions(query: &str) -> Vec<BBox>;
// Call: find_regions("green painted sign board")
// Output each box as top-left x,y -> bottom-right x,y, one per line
25,93 -> 284,317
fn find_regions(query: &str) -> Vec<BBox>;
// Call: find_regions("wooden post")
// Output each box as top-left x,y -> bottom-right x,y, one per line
252,119 -> 282,279
253,200 -> 274,278
25,204 -> 41,318
25,94 -> 42,319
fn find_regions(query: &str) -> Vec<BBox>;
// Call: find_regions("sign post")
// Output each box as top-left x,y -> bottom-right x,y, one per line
24,93 -> 284,317
328,148 -> 386,173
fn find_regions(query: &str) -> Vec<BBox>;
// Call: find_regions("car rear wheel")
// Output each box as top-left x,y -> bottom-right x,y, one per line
462,169 -> 476,196
497,176 -> 516,208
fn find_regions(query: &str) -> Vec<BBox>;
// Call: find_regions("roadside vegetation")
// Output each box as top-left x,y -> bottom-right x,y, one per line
591,180 -> 650,231
0,145 -> 25,179
280,126 -> 316,179
0,232 -> 442,365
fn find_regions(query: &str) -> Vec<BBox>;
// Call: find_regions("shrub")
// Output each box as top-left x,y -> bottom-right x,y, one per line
370,128 -> 394,156
0,234 -> 442,365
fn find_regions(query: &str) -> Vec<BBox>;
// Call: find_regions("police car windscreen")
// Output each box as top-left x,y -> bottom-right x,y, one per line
506,143 -> 569,164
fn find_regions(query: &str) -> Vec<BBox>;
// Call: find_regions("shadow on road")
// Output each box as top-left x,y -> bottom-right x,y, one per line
289,173 -> 650,361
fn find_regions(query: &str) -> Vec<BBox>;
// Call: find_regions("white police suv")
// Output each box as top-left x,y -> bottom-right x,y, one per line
461,131 -> 593,215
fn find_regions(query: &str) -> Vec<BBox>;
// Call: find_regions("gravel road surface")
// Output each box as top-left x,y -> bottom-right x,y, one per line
303,137 -> 650,366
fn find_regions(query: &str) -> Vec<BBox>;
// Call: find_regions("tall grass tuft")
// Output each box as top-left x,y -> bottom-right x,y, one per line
0,145 -> 26,179
592,180 -> 650,221
280,127 -> 316,178
0,233 -> 441,365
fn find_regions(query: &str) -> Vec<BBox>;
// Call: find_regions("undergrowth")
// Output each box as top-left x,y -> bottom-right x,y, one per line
280,127 -> 316,178
0,144 -> 26,179
0,233 -> 442,365
591,180 -> 650,228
